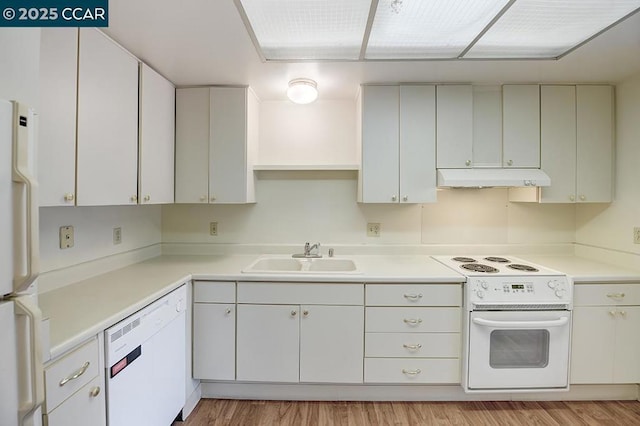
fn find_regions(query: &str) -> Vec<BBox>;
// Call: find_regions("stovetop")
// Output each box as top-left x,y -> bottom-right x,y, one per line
432,255 -> 564,277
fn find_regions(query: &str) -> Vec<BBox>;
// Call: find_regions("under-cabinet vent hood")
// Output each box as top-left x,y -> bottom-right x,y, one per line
437,168 -> 551,188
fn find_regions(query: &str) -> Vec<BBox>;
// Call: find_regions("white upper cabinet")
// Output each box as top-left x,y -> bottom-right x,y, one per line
436,85 -> 473,168
76,29 -> 139,206
38,28 -> 78,207
472,85 -> 503,168
502,85 -> 540,168
175,87 -> 258,204
576,85 -> 614,203
358,85 -> 436,203
139,64 -> 175,205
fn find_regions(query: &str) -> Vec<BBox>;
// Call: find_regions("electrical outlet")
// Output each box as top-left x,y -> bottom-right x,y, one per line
113,227 -> 122,245
59,226 -> 74,249
367,222 -> 381,237
210,222 -> 218,236
634,227 -> 640,244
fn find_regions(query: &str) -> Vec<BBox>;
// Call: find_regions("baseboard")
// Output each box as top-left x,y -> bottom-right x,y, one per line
38,244 -> 162,294
200,382 -> 638,401
182,383 -> 202,419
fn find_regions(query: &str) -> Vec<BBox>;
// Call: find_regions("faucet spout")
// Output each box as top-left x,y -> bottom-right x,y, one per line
292,242 -> 323,258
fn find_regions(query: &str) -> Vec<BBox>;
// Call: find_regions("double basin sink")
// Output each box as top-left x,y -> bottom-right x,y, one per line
242,256 -> 361,274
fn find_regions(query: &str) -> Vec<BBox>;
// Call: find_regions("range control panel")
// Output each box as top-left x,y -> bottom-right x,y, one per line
466,275 -> 571,306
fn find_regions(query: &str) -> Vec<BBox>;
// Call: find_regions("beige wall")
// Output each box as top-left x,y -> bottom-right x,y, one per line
576,72 -> 640,256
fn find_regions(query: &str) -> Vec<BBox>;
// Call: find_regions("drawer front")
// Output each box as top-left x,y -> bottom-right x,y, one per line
364,358 -> 460,384
366,284 -> 461,307
193,281 -> 236,303
574,284 -> 640,306
45,337 -> 100,412
45,376 -> 105,426
237,282 -> 364,305
366,307 -> 461,333
365,333 -> 460,358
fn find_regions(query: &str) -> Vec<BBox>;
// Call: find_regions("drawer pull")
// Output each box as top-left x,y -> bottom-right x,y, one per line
607,293 -> 625,299
90,386 -> 101,398
403,318 -> 422,326
402,368 -> 422,376
59,361 -> 90,387
402,344 -> 422,351
403,293 -> 423,301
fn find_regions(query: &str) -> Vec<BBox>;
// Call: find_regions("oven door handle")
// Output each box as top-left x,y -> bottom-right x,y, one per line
472,317 -> 569,328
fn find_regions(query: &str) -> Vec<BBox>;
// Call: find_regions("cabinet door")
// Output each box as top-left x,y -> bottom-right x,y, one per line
436,85 -> 473,168
360,85 -> 400,203
399,85 -> 436,203
570,306 -> 615,384
175,88 -> 210,203
139,64 -> 175,204
38,28 -> 78,207
45,376 -> 105,426
299,305 -> 363,383
503,85 -> 540,168
209,87 -> 251,203
236,304 -> 300,382
193,303 -> 235,381
613,307 -> 640,383
576,85 -> 613,203
76,29 -> 139,206
540,85 -> 577,203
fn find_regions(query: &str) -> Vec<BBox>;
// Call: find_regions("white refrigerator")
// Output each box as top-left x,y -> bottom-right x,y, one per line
0,100 -> 44,426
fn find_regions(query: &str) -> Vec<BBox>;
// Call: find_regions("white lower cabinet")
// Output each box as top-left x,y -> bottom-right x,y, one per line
192,282 -> 236,381
571,284 -> 640,384
364,284 -> 462,384
43,336 -> 105,426
236,282 -> 364,383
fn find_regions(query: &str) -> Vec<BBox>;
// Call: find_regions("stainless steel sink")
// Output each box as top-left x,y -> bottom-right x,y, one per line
242,256 -> 361,274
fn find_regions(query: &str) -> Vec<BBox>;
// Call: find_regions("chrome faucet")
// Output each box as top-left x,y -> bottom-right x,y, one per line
293,242 -> 322,258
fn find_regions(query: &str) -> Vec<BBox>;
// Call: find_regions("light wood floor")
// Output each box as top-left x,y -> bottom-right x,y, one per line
180,399 -> 640,425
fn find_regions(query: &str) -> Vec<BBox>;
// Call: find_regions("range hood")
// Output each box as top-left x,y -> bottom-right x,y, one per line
437,168 -> 551,188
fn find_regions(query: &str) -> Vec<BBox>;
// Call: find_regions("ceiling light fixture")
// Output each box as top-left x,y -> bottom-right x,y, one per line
287,79 -> 318,104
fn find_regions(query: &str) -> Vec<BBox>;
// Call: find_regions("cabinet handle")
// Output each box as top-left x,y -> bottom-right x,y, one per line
290,310 -> 297,317
391,195 -> 397,202
225,308 -> 232,315
620,311 -> 627,318
199,195 -> 207,202
303,310 -> 309,317
64,193 -> 74,202
403,318 -> 422,326
130,195 -> 137,202
402,196 -> 408,202
402,368 -> 422,376
607,293 -> 625,299
609,310 -> 617,317
507,160 -> 513,166
59,361 -> 90,387
144,195 -> 151,202
465,160 -> 471,167
210,196 -> 216,202
89,386 -> 101,398
403,293 -> 423,301
402,344 -> 422,351
579,194 -> 586,201
569,195 -> 575,202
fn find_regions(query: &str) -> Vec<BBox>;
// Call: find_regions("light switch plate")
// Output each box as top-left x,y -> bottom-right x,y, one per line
59,226 -> 74,249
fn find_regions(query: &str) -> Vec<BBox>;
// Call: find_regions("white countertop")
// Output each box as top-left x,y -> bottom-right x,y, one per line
39,253 -> 640,360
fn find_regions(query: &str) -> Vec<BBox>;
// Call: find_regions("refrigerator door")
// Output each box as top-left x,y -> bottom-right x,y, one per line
1,100 -> 13,297
0,301 -> 19,426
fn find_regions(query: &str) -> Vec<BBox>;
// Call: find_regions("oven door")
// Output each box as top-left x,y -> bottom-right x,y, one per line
467,310 -> 571,391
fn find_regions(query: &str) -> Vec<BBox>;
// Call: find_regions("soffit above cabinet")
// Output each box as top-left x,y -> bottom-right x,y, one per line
235,0 -> 640,61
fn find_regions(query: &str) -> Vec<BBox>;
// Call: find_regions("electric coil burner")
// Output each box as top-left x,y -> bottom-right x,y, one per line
508,263 -> 539,272
460,263 -> 499,274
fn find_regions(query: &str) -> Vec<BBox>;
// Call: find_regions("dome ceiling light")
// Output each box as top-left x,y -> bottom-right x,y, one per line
287,79 -> 318,104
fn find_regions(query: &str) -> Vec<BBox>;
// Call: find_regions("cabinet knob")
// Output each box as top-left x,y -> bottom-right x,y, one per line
579,194 -> 586,201
569,195 -> 575,202
200,195 -> 207,202
130,195 -> 137,202
465,160 -> 471,167
303,310 -> 309,317
620,311 -> 627,318
210,196 -> 216,202
290,310 -> 297,317
64,193 -> 74,202
225,308 -> 232,315
391,195 -> 397,202
90,386 -> 101,398
144,195 -> 151,202
609,310 -> 616,317
402,196 -> 408,202
507,159 -> 513,166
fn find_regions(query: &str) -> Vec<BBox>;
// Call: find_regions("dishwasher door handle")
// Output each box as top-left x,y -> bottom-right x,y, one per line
472,317 -> 569,329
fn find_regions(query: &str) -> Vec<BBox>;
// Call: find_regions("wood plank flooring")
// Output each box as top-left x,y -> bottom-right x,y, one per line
179,399 -> 640,425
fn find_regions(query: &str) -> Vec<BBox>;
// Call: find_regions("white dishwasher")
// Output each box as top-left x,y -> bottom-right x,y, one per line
105,285 -> 187,426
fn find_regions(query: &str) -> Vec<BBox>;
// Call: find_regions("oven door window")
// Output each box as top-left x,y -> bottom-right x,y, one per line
489,329 -> 549,368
